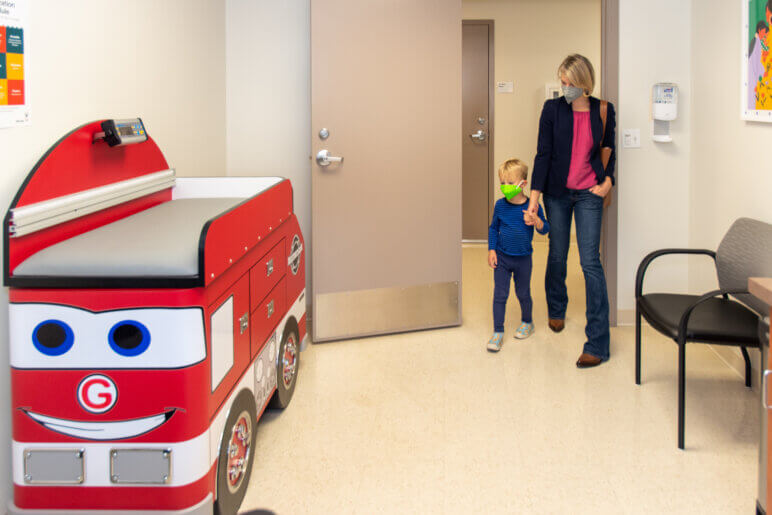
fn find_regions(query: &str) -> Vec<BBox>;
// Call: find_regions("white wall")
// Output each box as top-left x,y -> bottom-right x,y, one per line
616,0 -> 692,319
690,0 -> 772,288
225,0 -> 312,296
690,0 -> 772,377
0,0 -> 226,507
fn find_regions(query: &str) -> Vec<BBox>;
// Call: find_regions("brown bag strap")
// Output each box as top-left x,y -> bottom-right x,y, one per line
600,100 -> 608,146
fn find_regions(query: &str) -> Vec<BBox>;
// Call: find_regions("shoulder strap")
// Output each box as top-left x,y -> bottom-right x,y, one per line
600,100 -> 608,146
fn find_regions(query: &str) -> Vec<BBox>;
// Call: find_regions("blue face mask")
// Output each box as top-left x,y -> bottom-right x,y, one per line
562,85 -> 584,104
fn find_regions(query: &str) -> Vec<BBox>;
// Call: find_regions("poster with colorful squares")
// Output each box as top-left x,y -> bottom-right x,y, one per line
0,0 -> 29,128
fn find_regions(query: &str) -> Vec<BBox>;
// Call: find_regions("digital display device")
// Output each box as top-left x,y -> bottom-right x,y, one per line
100,118 -> 148,147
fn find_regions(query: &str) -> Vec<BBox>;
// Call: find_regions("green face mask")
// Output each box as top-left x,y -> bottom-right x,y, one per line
500,183 -> 523,200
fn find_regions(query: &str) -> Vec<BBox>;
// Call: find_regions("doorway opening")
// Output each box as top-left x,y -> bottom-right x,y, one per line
460,0 -> 618,325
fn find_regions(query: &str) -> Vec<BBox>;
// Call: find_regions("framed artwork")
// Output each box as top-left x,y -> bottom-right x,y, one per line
742,0 -> 772,121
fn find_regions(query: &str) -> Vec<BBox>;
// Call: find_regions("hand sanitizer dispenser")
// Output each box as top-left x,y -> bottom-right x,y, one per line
652,83 -> 678,143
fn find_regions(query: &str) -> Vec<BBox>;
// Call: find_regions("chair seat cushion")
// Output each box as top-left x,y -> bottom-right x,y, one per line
638,293 -> 760,345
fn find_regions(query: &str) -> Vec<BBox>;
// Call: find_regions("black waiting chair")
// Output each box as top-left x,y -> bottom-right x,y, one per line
635,218 -> 772,449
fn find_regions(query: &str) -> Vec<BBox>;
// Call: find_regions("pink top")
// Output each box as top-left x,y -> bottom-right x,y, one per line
566,111 -> 598,190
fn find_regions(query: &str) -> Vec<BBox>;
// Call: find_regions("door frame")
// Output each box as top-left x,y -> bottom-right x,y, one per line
601,0 -> 619,326
461,19 -> 495,235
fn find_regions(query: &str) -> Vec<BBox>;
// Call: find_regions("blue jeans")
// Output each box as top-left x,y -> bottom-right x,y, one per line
492,253 -> 533,332
543,190 -> 610,360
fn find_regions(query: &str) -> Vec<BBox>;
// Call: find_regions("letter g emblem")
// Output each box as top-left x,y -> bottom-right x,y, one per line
77,374 -> 118,414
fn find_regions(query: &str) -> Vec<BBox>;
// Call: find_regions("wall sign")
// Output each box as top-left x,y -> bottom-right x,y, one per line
0,0 -> 29,129
496,81 -> 514,94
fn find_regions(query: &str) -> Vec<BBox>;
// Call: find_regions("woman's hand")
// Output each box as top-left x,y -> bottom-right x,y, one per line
589,177 -> 612,198
488,250 -> 497,269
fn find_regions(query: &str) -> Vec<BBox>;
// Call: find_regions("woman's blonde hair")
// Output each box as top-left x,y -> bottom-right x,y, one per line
498,159 -> 528,183
558,54 -> 595,96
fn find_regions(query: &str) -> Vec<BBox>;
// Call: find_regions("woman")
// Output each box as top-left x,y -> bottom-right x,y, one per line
526,54 -> 615,368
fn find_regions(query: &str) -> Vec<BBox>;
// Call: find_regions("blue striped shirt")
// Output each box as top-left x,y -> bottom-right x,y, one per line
488,198 -> 549,256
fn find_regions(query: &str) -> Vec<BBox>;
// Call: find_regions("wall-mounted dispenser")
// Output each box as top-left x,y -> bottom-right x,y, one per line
652,83 -> 678,143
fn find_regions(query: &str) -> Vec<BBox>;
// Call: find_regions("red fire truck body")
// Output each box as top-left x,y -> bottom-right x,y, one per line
4,121 -> 306,515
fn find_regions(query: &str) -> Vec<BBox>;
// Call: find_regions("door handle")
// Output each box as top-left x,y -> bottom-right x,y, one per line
239,313 -> 249,335
267,300 -> 275,318
316,149 -> 344,167
469,130 -> 486,142
764,369 -> 772,409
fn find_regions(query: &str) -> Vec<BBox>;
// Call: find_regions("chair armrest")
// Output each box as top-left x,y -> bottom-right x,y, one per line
676,288 -> 750,344
635,249 -> 716,299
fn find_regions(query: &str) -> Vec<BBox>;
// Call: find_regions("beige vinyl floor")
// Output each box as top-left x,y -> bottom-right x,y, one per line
241,243 -> 760,514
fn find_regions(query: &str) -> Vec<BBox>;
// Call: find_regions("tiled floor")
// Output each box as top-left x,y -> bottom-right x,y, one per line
241,243 -> 760,514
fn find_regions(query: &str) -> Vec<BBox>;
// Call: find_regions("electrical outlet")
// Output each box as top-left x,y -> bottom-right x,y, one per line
623,129 -> 641,148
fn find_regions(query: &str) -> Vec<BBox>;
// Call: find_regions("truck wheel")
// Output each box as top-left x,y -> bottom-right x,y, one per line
215,390 -> 257,515
270,320 -> 299,409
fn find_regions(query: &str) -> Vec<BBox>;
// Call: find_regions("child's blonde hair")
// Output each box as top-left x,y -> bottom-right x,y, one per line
498,159 -> 528,183
558,54 -> 595,96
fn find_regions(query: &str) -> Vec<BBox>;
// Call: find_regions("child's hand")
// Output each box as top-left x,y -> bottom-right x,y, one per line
523,211 -> 535,226
488,250 -> 497,268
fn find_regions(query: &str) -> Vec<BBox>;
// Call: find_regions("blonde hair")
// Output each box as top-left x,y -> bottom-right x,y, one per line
558,54 -> 595,96
498,159 -> 528,183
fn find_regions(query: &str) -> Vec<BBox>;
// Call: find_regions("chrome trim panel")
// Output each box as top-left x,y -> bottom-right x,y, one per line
109,448 -> 172,485
23,448 -> 85,485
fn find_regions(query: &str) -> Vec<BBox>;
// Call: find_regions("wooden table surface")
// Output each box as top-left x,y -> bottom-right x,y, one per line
750,277 -> 772,307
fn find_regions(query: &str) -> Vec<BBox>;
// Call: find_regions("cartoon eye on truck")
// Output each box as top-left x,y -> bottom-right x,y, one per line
3,119 -> 306,515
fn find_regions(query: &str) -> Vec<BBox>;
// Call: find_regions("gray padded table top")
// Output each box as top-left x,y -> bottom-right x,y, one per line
14,198 -> 243,277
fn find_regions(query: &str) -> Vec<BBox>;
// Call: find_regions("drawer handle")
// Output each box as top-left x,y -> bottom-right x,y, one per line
267,300 -> 275,318
266,258 -> 274,277
764,369 -> 772,410
239,313 -> 249,335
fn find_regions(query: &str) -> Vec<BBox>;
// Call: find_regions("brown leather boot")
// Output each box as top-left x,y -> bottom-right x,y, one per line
548,318 -> 565,333
576,353 -> 603,368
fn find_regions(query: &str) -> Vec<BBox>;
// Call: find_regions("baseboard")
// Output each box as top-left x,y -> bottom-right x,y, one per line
617,309 -> 634,326
708,344 -> 761,390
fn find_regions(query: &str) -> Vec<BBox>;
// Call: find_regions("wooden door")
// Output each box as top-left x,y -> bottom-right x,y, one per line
311,0 -> 462,342
462,20 -> 493,241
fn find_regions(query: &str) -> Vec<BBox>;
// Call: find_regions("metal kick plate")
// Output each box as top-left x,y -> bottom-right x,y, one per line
110,448 -> 171,484
24,448 -> 85,484
314,281 -> 460,342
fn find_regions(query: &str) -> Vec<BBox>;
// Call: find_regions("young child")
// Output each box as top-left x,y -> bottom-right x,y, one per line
487,159 -> 549,352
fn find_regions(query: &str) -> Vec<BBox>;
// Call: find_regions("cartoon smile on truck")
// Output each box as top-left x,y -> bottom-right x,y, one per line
4,119 -> 307,515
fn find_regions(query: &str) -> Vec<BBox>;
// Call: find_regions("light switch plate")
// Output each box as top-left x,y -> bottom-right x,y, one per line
623,129 -> 641,148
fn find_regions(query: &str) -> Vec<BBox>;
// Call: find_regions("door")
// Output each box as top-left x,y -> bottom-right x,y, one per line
311,0 -> 462,342
462,20 -> 493,241
208,274 -> 250,412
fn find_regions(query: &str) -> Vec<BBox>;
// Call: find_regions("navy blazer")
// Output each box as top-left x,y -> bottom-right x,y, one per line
531,96 -> 616,197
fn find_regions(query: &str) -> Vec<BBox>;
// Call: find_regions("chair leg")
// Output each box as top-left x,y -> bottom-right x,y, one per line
740,346 -> 751,388
678,341 -> 686,450
635,306 -> 642,385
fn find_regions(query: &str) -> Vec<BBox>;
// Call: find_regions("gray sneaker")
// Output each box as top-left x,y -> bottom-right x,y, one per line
487,332 -> 504,352
514,322 -> 535,339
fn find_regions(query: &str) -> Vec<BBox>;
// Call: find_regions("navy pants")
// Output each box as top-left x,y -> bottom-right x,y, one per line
543,189 -> 610,360
493,253 -> 533,332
